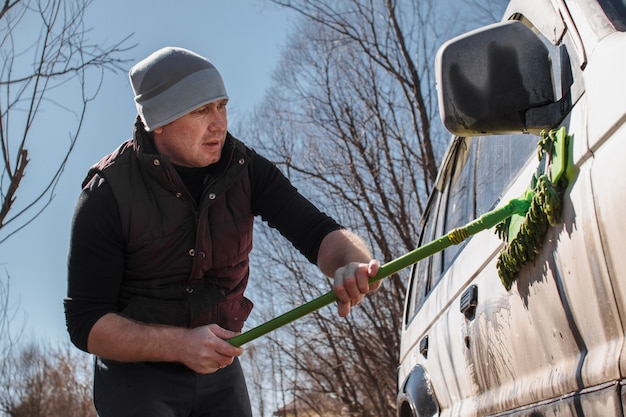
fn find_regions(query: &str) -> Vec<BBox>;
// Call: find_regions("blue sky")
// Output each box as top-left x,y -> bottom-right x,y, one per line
1,0 -> 295,346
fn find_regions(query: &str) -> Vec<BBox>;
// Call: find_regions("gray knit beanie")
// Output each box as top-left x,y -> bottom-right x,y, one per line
129,47 -> 228,131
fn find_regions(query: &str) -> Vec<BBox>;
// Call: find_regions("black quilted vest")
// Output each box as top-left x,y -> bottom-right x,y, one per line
83,121 -> 254,331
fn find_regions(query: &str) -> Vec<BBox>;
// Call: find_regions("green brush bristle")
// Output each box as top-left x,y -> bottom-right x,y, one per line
496,128 -> 570,290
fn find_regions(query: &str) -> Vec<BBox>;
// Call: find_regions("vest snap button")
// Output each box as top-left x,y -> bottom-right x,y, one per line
153,159 -> 161,166
188,249 -> 195,256
199,251 -> 206,258
185,287 -> 194,294
238,158 -> 245,165
208,193 -> 216,200
175,192 -> 182,198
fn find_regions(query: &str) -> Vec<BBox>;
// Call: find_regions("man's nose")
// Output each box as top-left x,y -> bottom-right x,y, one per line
208,113 -> 227,131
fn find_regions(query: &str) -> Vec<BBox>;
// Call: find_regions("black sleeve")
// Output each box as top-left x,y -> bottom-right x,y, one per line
64,175 -> 125,352
249,151 -> 343,264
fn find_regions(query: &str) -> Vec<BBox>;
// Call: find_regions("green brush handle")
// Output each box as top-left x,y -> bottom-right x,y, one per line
228,197 -> 530,347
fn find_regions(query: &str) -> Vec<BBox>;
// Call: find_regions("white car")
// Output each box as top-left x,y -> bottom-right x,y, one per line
397,0 -> 626,416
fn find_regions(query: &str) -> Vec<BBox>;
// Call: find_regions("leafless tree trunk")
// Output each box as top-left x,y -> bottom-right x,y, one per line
238,0 -> 507,415
0,0 -> 131,244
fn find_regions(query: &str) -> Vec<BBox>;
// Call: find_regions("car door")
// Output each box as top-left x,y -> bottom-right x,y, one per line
399,133 -> 540,416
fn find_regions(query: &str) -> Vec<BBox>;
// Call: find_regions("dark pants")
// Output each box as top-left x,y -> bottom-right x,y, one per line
93,357 -> 252,417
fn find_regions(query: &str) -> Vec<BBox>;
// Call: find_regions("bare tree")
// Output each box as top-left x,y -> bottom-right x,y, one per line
0,272 -> 26,408
0,342 -> 95,417
243,2 -> 443,413
238,0 -> 507,415
0,0 -> 131,244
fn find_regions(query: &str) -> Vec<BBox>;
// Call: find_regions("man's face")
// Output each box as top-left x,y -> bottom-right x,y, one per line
152,99 -> 228,168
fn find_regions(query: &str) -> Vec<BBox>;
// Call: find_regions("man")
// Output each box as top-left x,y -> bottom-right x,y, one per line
64,47 -> 380,417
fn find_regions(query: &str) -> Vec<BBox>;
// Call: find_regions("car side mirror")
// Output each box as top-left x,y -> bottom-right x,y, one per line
436,20 -> 557,135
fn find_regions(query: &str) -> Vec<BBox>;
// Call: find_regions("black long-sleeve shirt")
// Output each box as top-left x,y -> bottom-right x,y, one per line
65,146 -> 341,352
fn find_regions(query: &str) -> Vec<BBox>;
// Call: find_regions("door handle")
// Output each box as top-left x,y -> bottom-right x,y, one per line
460,285 -> 478,320
419,335 -> 429,358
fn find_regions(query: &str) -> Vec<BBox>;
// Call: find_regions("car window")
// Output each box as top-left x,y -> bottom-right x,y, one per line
404,190 -> 440,323
475,134 -> 538,215
440,138 -> 475,272
404,133 -> 537,325
597,0 -> 626,31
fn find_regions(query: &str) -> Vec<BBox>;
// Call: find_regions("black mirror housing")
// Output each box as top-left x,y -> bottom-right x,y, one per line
436,20 -> 556,136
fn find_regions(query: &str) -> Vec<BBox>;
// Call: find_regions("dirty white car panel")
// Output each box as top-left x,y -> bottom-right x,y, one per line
397,0 -> 626,416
